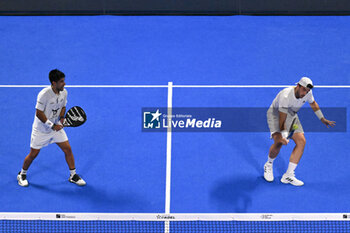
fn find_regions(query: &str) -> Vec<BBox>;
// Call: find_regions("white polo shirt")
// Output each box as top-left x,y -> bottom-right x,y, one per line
270,87 -> 314,116
33,86 -> 67,133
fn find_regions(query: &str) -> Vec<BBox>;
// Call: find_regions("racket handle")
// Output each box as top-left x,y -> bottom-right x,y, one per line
287,130 -> 295,139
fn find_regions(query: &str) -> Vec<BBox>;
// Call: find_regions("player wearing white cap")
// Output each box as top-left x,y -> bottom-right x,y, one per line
17,69 -> 86,187
264,77 -> 335,186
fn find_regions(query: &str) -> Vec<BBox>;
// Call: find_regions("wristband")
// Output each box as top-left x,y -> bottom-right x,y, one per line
45,120 -> 54,129
281,130 -> 288,139
315,110 -> 324,120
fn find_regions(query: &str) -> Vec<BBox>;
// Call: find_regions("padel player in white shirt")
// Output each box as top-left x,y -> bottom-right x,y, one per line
17,69 -> 86,187
264,77 -> 335,186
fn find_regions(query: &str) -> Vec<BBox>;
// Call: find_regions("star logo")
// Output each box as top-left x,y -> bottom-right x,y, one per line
151,109 -> 162,122
143,109 -> 162,129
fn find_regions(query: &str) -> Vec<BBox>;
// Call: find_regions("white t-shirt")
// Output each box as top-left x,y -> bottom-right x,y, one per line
33,86 -> 67,133
270,87 -> 315,116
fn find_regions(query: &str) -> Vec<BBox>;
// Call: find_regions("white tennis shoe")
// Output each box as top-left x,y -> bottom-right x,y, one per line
17,172 -> 29,187
263,162 -> 274,182
281,172 -> 304,186
69,174 -> 86,186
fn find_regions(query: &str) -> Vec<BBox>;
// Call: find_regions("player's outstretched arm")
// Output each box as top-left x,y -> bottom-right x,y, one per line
320,118 -> 336,128
309,101 -> 336,128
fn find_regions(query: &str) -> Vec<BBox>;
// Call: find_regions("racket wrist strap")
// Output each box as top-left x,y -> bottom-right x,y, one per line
315,110 -> 324,120
45,119 -> 54,129
281,130 -> 288,139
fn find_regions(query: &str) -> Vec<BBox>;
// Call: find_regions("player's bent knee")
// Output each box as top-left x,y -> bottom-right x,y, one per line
273,141 -> 283,148
28,153 -> 38,161
62,146 -> 72,154
295,137 -> 306,147
29,148 -> 40,158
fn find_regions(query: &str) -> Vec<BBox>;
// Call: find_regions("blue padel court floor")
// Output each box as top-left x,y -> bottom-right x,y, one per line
0,16 -> 350,214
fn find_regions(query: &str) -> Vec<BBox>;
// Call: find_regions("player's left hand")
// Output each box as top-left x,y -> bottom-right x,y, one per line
321,118 -> 336,128
60,117 -> 65,125
52,124 -> 63,131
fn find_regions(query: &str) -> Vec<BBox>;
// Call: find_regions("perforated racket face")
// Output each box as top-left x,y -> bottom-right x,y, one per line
64,106 -> 87,127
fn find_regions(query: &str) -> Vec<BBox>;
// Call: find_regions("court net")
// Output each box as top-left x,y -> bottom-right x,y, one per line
1,213 -> 350,233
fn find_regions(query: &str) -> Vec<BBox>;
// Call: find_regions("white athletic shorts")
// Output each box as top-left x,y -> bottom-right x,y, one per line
30,128 -> 68,149
267,107 -> 304,138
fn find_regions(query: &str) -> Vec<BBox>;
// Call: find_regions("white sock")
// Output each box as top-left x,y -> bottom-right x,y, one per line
286,162 -> 297,174
267,155 -> 275,164
70,168 -> 76,177
21,169 -> 27,175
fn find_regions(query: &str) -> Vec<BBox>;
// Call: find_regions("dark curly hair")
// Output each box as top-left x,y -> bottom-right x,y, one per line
49,69 -> 65,84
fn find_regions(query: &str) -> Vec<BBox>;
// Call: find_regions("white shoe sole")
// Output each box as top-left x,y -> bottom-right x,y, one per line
17,175 -> 29,187
264,164 -> 274,182
281,177 -> 304,186
69,179 -> 86,186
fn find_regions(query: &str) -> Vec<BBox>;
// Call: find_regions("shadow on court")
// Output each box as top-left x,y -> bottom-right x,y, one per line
209,135 -> 288,212
210,176 -> 262,213
29,183 -> 152,212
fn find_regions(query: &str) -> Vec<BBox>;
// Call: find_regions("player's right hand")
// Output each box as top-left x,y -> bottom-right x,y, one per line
280,138 -> 289,145
280,130 -> 290,145
52,124 -> 63,131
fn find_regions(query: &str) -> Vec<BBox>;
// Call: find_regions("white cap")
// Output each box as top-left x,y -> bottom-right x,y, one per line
296,77 -> 313,89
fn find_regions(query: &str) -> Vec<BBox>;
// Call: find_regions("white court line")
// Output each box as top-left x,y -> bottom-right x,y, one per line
164,82 -> 173,233
173,85 -> 350,88
0,85 -> 49,88
165,82 -> 173,215
0,85 -> 350,88
0,85 -> 168,88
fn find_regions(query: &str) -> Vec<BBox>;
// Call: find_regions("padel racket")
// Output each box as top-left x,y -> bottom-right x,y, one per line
287,117 -> 298,139
62,106 -> 87,127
